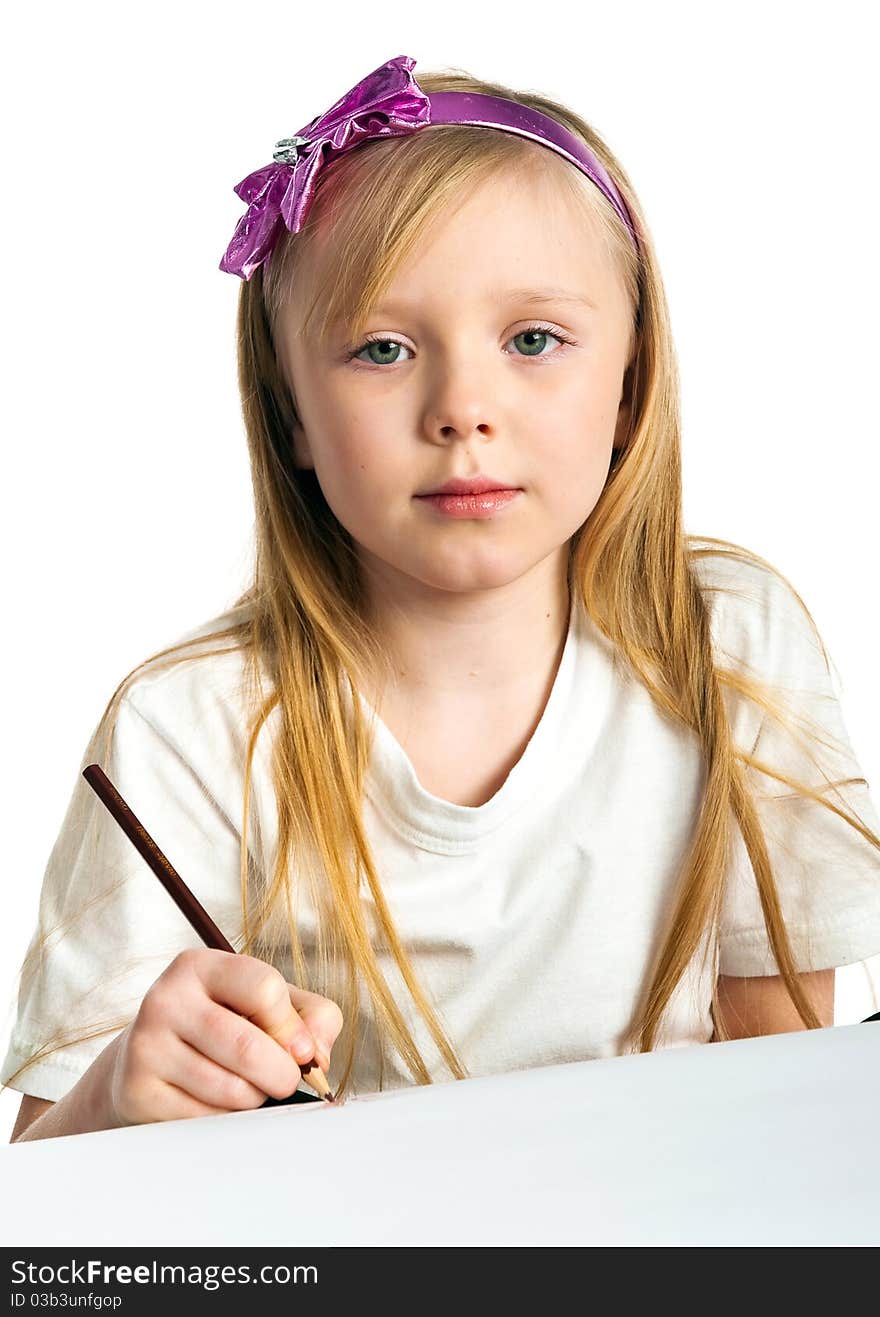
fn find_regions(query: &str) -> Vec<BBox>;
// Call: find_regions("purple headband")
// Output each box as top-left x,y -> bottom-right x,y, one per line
219,54 -> 639,281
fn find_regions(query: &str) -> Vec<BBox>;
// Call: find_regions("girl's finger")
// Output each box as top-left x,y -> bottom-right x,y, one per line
196,951 -> 315,1057
178,997 -> 305,1097
161,1033 -> 273,1111
141,1077 -> 240,1123
287,984 -> 344,1066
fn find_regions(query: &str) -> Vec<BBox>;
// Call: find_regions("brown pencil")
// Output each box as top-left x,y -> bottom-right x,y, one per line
81,762 -> 333,1103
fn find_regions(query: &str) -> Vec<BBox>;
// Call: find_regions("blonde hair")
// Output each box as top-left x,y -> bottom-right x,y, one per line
5,63 -> 879,1105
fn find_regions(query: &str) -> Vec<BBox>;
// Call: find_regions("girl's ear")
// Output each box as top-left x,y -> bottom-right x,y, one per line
290,416 -> 315,471
612,359 -> 635,452
282,366 -> 314,469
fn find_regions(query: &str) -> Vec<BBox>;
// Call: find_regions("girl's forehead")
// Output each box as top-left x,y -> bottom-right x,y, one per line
280,160 -> 627,341
423,173 -> 607,249
376,161 -> 603,254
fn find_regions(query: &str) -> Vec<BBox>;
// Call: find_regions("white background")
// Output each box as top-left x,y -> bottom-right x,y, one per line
2,0 -> 878,1145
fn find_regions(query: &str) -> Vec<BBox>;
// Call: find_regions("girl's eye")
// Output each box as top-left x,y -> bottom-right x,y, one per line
347,322 -> 574,367
509,325 -> 573,358
350,337 -> 413,367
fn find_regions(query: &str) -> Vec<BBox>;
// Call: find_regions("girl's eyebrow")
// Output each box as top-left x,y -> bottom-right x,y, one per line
368,286 -> 598,317
499,286 -> 598,310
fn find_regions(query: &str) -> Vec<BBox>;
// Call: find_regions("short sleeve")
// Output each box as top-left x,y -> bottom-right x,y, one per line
0,664 -> 257,1103
696,551 -> 880,977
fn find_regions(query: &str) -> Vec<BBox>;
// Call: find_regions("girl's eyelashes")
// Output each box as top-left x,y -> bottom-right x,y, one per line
345,335 -> 412,367
345,322 -> 577,367
513,323 -> 578,354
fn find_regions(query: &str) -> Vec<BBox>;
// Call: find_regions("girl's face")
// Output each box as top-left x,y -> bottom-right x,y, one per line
276,167 -> 634,607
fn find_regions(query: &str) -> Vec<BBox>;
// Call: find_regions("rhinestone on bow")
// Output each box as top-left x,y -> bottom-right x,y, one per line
273,135 -> 312,166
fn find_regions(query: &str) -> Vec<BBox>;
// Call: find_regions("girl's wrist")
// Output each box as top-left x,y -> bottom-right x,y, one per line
85,1030 -> 129,1133
12,1035 -> 127,1143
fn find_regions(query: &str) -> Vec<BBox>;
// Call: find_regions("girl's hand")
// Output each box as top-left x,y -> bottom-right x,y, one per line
101,948 -> 344,1127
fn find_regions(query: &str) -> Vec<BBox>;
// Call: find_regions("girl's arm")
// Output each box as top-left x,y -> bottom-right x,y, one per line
711,968 -> 834,1040
9,1032 -> 122,1142
10,1096 -> 54,1142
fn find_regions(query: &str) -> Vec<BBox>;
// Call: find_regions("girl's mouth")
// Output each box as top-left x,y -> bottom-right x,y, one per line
414,490 -> 523,519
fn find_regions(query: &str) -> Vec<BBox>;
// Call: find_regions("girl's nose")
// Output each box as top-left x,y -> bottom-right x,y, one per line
422,365 -> 496,444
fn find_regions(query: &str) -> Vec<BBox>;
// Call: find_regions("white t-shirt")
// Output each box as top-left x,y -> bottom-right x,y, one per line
4,547 -> 880,1102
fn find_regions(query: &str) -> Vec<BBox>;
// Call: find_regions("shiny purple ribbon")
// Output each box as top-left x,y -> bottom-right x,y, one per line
220,55 -> 429,280
219,54 -> 639,280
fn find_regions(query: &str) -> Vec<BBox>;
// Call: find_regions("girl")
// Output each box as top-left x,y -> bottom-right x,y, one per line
5,54 -> 880,1141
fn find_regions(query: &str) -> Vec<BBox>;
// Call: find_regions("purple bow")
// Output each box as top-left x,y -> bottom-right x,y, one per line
219,55 -> 431,280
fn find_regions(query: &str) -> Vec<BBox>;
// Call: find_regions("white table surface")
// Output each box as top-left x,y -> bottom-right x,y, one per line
3,1021 -> 878,1246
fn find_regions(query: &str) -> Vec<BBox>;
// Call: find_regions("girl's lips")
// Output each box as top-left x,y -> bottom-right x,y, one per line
415,489 -> 522,519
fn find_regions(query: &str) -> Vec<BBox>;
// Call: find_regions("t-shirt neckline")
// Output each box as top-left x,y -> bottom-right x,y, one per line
352,599 -> 595,853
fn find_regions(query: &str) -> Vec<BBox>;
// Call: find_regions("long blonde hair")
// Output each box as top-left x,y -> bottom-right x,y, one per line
6,63 -> 879,1103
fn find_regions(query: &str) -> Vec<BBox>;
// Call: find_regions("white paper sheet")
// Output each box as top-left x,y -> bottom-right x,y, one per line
3,1021 -> 879,1246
